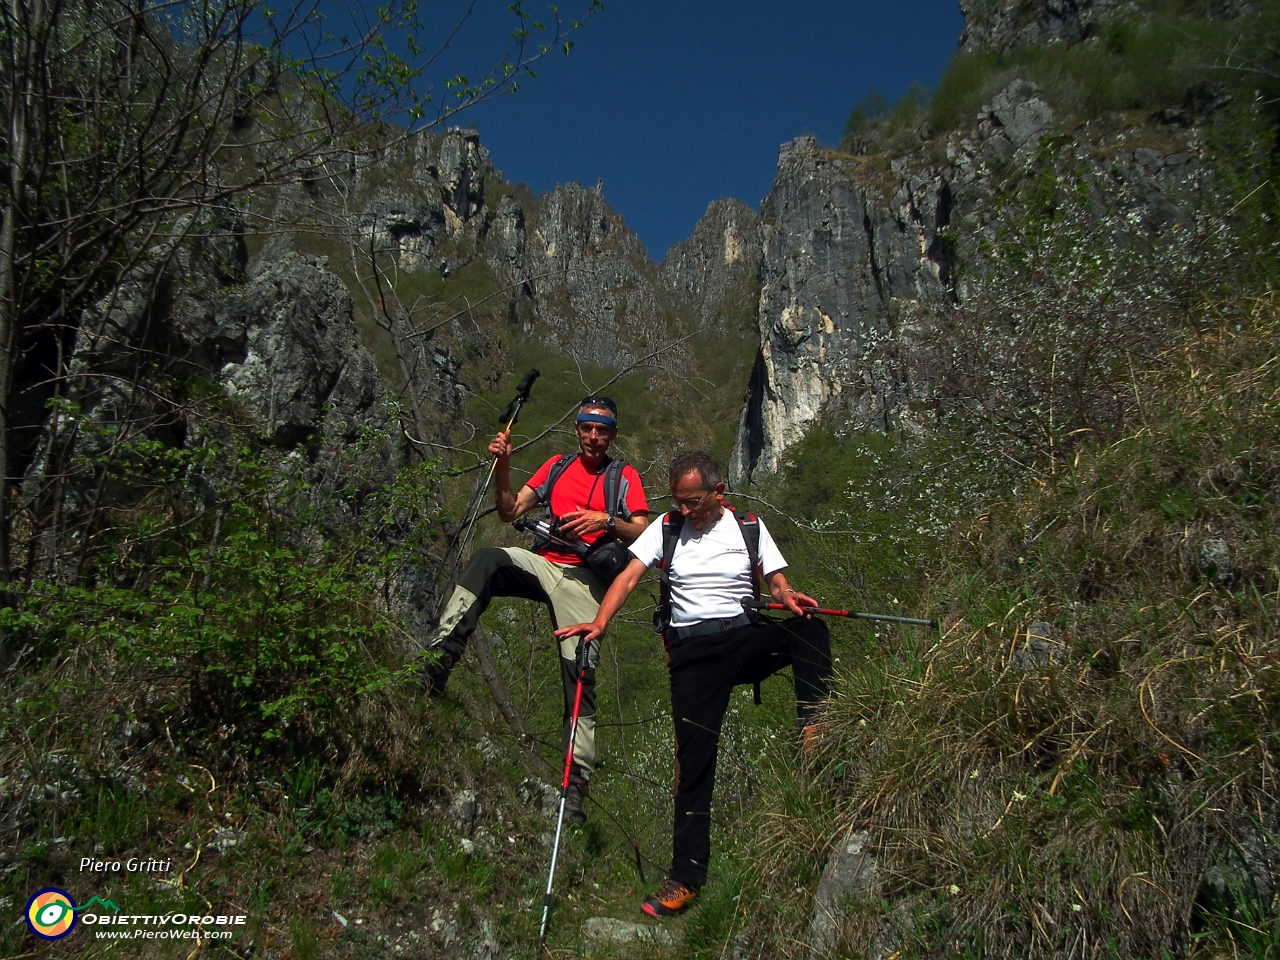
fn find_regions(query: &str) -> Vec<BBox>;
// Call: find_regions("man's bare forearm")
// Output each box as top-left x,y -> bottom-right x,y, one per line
555,557 -> 648,642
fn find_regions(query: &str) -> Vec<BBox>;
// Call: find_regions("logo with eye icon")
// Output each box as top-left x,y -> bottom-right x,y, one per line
26,888 -> 78,940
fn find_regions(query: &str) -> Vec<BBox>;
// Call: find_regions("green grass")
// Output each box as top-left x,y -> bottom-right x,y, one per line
731,295 -> 1280,958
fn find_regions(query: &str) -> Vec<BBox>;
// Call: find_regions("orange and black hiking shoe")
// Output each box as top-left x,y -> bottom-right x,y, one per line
802,722 -> 823,755
641,878 -> 699,917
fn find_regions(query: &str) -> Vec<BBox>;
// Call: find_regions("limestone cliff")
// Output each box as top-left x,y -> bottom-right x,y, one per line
959,0 -> 1251,50
958,0 -> 1128,51
728,137 -> 951,483
325,130 -> 753,398
728,2 -> 1236,484
519,180 -> 666,368
661,198 -> 762,336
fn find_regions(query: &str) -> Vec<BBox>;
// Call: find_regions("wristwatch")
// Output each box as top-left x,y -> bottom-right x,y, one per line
606,516 -> 617,534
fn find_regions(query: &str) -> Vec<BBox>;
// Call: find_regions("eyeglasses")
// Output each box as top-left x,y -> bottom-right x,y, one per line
670,489 -> 714,511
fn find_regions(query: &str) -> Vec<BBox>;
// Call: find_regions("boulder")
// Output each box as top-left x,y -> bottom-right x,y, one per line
197,253 -> 383,446
582,916 -> 677,952
809,828 -> 879,959
1011,622 -> 1066,672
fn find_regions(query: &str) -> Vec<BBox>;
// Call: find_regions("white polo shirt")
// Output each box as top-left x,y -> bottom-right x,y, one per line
629,509 -> 787,628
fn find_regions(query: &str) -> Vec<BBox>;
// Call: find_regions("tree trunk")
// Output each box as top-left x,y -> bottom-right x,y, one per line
469,624 -> 537,770
0,0 -> 37,594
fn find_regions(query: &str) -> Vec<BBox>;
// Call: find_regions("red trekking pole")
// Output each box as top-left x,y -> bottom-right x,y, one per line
743,598 -> 937,628
538,637 -> 593,943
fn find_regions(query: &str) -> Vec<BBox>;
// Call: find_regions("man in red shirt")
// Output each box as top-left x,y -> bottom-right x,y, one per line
421,396 -> 650,823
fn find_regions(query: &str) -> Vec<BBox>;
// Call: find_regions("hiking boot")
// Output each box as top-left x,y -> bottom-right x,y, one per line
563,780 -> 587,825
802,722 -> 823,756
418,651 -> 454,699
641,877 -> 699,918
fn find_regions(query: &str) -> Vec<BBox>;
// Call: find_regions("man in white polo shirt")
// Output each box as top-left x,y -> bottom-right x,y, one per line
555,450 -> 831,918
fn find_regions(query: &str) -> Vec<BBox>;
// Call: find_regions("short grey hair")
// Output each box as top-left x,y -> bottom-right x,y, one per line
668,451 -> 722,490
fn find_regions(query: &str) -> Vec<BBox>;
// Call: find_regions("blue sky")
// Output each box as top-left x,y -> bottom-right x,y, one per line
441,1 -> 965,260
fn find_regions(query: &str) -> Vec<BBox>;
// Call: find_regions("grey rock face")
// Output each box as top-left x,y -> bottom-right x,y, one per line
809,828 -> 879,959
20,216 -> 240,511
20,211 -> 392,589
518,180 -> 666,368
185,253 -> 382,446
489,194 -> 527,267
731,98 -> 1207,484
358,128 -> 496,275
430,129 -> 487,221
959,0 -> 1247,52
729,137 -> 950,484
959,0 -> 1129,51
340,132 -> 757,411
984,80 -> 1055,154
661,198 -> 762,334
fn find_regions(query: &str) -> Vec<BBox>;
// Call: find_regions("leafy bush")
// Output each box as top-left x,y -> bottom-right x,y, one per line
842,90 -> 890,147
2,399 -> 443,755
843,84 -> 932,155
901,131 -> 1247,473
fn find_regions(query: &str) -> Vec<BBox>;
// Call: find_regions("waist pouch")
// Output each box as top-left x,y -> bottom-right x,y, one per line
583,537 -> 631,583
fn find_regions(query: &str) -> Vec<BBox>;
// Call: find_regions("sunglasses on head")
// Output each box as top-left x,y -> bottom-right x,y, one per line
579,395 -> 617,415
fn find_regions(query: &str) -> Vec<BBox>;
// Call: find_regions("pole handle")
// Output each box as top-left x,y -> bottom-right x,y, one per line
497,369 -> 539,428
575,638 -> 594,673
516,368 -> 540,399
487,394 -> 529,479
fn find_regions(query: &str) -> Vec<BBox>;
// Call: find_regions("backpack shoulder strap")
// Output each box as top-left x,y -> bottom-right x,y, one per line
653,511 -> 684,634
660,510 -> 683,571
729,508 -> 765,705
531,453 -> 578,506
602,458 -> 627,519
728,507 -> 761,598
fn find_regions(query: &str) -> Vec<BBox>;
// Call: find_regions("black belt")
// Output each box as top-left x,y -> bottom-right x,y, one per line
669,612 -> 754,641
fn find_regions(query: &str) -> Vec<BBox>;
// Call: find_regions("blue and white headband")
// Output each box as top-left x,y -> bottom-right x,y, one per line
576,412 -> 617,427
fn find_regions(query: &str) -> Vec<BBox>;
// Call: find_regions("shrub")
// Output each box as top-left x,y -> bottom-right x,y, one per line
842,91 -> 890,150
1,399 -> 443,756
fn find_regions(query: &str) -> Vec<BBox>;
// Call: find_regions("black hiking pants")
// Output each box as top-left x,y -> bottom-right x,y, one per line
666,615 -> 832,888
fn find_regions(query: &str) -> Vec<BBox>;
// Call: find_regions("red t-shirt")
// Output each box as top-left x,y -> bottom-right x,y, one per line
524,455 -> 649,565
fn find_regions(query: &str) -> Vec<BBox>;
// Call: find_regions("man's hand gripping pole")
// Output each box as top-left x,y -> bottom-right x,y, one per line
442,370 -> 540,603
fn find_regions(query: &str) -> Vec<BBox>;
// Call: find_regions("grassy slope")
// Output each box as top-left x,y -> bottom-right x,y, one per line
735,302 -> 1280,959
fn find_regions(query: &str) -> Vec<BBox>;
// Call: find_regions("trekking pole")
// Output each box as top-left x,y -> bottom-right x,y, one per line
743,599 -> 937,629
437,370 -> 539,608
538,637 -> 593,944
